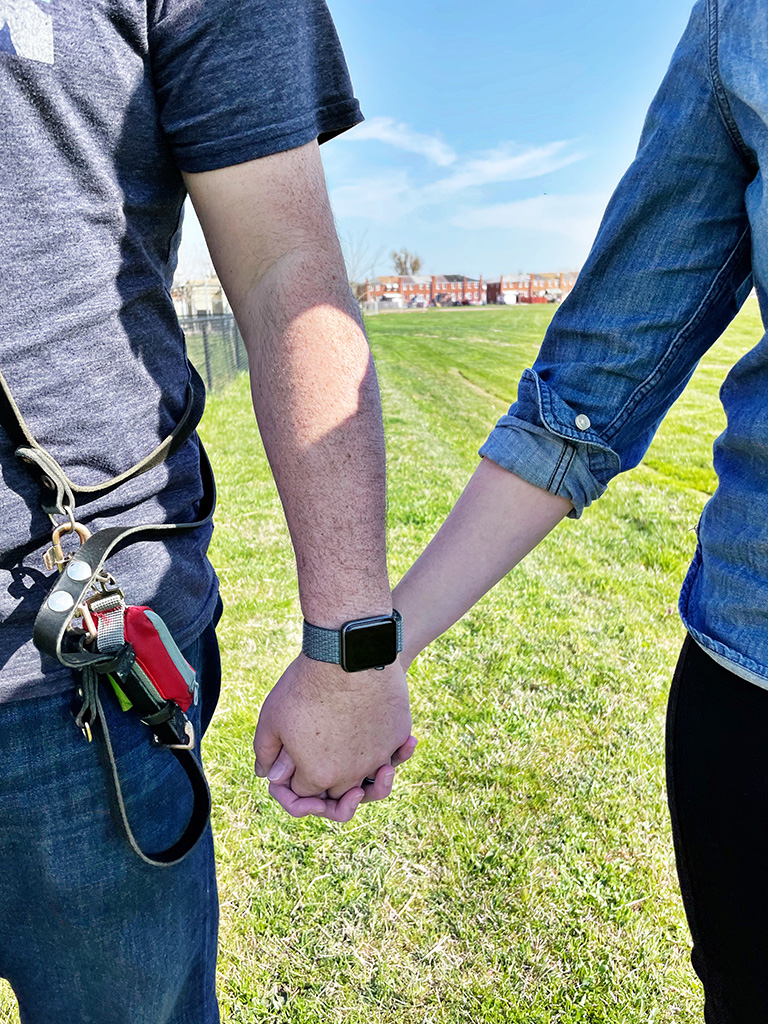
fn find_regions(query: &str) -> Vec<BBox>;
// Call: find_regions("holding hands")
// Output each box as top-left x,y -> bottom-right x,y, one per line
253,652 -> 417,822
252,460 -> 574,823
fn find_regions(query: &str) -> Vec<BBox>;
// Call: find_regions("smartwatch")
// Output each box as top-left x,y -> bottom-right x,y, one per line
302,610 -> 403,673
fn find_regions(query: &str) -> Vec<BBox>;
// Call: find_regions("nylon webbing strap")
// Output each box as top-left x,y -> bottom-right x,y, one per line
0,363 -> 207,515
302,619 -> 342,664
95,603 -> 126,653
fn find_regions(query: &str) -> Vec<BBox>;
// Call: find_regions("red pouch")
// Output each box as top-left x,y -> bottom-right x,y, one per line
95,606 -> 198,713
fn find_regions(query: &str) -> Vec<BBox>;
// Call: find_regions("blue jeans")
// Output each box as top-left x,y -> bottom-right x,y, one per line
0,609 -> 222,1023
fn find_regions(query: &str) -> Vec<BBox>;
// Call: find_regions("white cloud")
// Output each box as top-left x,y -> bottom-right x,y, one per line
329,172 -> 419,223
450,193 -> 609,247
348,117 -> 457,167
329,126 -> 587,225
426,141 -> 584,198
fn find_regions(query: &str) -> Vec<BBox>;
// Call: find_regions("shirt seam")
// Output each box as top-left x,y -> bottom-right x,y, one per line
546,443 -> 575,493
706,0 -> 756,166
601,224 -> 751,443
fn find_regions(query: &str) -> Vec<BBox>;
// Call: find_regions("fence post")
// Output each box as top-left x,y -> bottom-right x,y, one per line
235,321 -> 247,370
226,317 -> 237,376
201,319 -> 213,390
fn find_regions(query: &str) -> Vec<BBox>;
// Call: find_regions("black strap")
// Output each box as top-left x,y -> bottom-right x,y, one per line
78,667 -> 211,867
1,363 -> 207,515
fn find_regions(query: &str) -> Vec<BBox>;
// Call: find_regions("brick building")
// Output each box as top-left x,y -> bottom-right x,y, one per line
486,271 -> 578,305
361,273 -> 487,305
400,275 -> 433,305
362,271 -> 576,306
440,275 -> 487,305
362,276 -> 404,305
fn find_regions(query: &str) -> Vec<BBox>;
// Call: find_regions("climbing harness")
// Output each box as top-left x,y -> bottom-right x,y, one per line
0,364 -> 216,866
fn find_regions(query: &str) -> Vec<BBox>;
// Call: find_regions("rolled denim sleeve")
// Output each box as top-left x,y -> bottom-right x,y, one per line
481,0 -> 755,518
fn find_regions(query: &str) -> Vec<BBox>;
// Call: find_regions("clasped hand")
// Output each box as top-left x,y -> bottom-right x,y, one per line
253,653 -> 416,822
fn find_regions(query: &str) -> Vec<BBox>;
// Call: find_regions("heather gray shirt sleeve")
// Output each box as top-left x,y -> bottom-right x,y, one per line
149,0 -> 364,173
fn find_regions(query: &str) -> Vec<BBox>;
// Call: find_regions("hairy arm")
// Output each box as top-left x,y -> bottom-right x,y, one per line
183,142 -> 413,819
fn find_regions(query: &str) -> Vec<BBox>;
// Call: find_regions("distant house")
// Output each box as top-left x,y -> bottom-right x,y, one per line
486,275 -> 527,305
171,276 -> 231,318
363,276 -> 404,306
399,275 -> 432,305
361,273 -> 487,306
430,275 -> 449,305
360,270 -> 577,308
441,275 -> 487,305
486,271 -> 578,305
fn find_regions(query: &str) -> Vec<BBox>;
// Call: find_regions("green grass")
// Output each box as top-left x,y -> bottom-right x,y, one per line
1,300 -> 762,1021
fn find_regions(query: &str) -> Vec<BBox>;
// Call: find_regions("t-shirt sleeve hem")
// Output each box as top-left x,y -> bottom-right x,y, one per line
173,98 -> 364,174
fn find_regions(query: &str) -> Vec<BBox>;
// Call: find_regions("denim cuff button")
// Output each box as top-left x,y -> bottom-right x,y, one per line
575,414 -> 591,431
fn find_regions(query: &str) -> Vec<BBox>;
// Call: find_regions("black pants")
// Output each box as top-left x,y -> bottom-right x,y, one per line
667,635 -> 768,1022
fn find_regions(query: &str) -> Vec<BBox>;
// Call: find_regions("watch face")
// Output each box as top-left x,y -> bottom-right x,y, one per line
341,617 -> 398,673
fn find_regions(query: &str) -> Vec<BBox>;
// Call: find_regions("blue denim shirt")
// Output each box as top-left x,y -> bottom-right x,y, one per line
480,0 -> 768,688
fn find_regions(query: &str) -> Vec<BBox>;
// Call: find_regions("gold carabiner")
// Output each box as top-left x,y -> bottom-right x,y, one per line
43,520 -> 92,573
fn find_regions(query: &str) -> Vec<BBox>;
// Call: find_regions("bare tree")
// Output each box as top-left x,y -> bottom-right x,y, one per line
340,231 -> 385,290
391,247 -> 423,275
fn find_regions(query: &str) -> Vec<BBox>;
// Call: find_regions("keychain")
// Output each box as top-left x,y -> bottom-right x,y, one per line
41,508 -> 198,747
90,602 -> 199,749
74,591 -> 199,753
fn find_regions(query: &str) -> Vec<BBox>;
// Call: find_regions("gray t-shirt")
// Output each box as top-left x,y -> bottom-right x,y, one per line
0,0 -> 363,701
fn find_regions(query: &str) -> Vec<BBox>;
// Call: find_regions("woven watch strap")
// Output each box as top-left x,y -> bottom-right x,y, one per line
303,610 -> 403,665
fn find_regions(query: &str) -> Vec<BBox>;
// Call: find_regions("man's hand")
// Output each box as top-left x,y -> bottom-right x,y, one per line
253,654 -> 415,822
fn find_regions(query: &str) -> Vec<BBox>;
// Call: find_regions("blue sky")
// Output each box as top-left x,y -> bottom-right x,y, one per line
176,0 -> 696,282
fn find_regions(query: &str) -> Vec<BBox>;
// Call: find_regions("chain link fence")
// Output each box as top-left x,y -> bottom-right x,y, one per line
180,314 -> 248,393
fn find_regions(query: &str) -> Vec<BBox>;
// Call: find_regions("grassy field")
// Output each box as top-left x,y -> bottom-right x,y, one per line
1,300 -> 762,1021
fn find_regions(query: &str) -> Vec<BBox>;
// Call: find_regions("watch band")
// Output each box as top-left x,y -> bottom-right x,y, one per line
302,610 -> 403,667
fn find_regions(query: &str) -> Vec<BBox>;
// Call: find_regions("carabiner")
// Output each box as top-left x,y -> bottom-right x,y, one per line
43,519 -> 92,573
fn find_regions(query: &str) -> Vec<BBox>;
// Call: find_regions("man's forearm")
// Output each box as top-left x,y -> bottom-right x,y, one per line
238,246 -> 392,628
184,144 -> 411,814
393,458 -> 573,667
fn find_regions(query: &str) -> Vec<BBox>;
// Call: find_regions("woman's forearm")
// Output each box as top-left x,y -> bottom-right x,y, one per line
392,458 -> 573,668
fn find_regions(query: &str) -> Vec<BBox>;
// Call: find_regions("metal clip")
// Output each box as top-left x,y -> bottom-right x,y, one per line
42,545 -> 62,573
74,682 -> 96,743
152,719 -> 195,751
76,603 -> 98,644
43,519 -> 92,573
